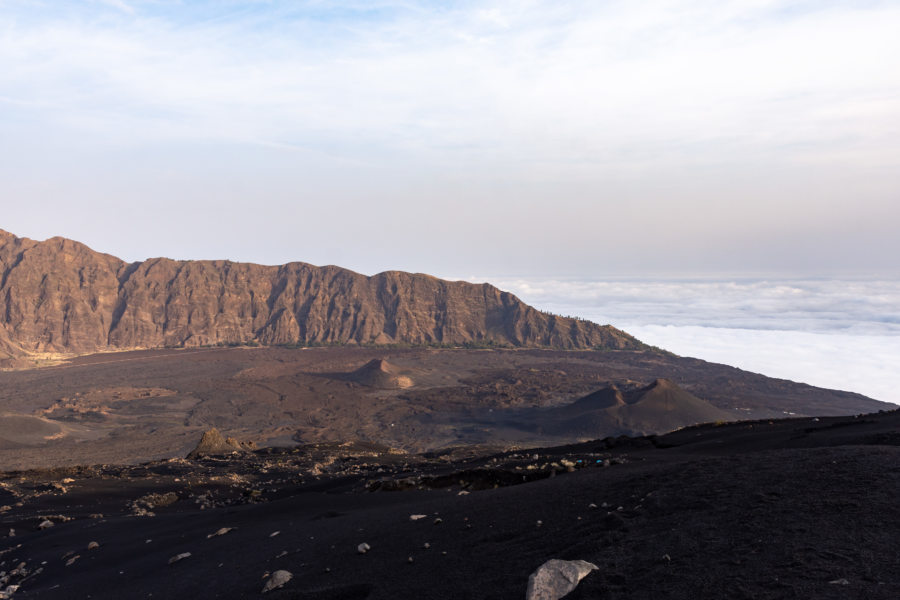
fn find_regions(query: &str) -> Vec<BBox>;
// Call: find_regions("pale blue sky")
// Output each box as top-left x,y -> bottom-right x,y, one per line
2,0 -> 899,277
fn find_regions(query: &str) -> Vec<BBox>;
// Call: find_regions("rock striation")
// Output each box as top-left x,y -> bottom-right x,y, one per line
0,230 -> 643,363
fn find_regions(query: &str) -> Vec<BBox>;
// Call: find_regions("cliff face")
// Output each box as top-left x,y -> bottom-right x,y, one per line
0,230 -> 643,360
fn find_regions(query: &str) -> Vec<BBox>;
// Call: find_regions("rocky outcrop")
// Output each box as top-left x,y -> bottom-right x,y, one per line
0,230 -> 644,361
186,428 -> 256,459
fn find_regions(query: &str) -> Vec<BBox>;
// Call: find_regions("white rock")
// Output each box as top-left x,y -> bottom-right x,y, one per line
525,559 -> 598,600
357,542 -> 371,554
409,514 -> 427,521
38,520 -> 54,530
168,552 -> 191,565
87,541 -> 100,550
262,570 -> 293,593
207,527 -> 235,538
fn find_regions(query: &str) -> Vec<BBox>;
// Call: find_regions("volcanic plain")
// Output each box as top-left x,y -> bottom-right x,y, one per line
0,345 -> 889,470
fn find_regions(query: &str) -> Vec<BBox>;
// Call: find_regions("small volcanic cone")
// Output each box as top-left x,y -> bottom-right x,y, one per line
558,386 -> 627,412
616,378 -> 733,432
187,428 -> 256,459
543,379 -> 733,439
348,359 -> 413,389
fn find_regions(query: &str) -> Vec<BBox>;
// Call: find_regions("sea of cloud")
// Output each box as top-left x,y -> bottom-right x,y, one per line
477,277 -> 900,405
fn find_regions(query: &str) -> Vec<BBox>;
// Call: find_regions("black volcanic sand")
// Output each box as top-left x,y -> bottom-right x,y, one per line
1,410 -> 898,599
0,346 -> 890,470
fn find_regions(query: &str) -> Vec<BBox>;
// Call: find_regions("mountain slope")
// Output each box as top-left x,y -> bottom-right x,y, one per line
0,230 -> 643,361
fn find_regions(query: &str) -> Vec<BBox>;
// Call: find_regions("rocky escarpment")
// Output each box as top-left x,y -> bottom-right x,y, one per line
0,230 -> 643,362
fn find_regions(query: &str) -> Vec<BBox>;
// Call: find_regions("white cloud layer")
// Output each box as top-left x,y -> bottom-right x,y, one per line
624,325 -> 900,405
484,277 -> 900,404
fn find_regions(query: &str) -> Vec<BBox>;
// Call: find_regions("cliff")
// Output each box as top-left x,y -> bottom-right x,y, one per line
0,230 -> 643,361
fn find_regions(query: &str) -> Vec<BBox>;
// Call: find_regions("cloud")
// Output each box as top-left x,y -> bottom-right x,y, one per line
484,277 -> 900,335
623,324 -> 900,405
0,1 -> 898,275
1,0 -> 898,168
479,276 -> 900,404
92,0 -> 134,14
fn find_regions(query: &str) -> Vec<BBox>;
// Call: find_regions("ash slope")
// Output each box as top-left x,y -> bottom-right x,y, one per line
0,230 -> 640,365
1,409 -> 898,599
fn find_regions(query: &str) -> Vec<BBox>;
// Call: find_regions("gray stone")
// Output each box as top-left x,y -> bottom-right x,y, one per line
262,570 -> 293,593
526,559 -> 598,600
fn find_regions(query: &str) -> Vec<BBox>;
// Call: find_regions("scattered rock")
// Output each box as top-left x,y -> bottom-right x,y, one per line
131,492 -> 178,516
65,555 -> 80,566
168,552 -> 192,565
38,520 -> 54,530
357,543 -> 371,554
526,559 -> 598,600
409,514 -> 427,521
262,570 -> 293,593
829,578 -> 850,585
87,541 -> 100,550
207,527 -> 235,539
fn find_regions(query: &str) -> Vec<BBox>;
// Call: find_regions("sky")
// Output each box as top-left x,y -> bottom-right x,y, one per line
1,0 -> 899,277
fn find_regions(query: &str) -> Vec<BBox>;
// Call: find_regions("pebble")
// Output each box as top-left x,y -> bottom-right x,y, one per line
87,542 -> 100,550
409,514 -> 427,521
357,543 -> 371,554
168,552 -> 192,565
207,527 -> 235,539
38,520 -> 54,530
